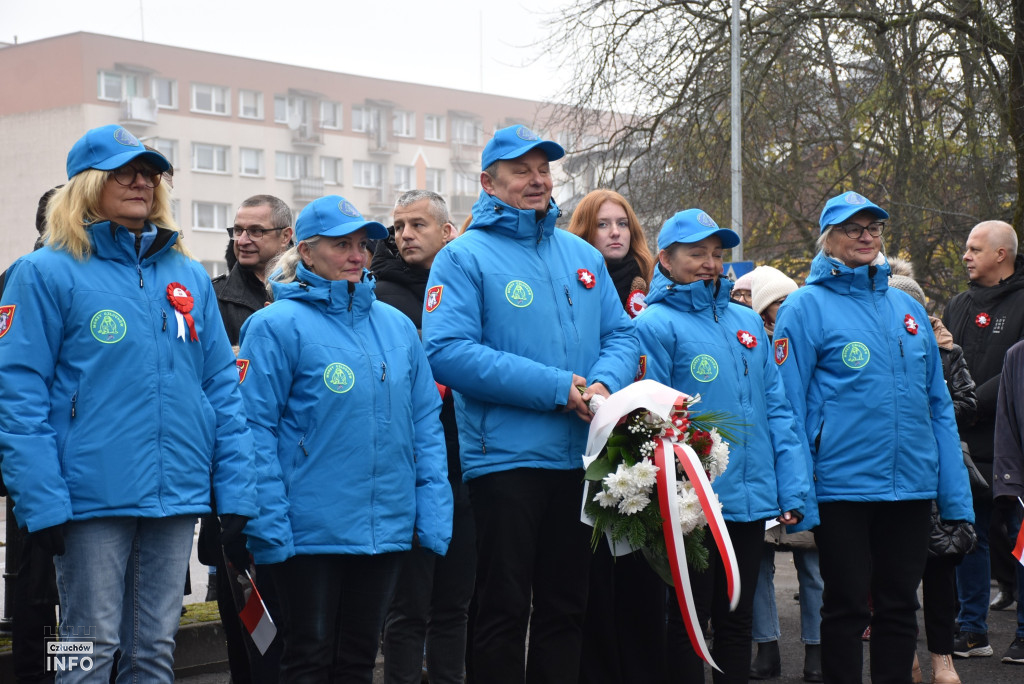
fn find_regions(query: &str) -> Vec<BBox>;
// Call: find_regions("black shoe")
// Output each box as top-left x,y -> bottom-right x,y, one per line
953,630 -> 993,658
803,644 -> 823,682
1003,637 -> 1024,664
750,640 -> 781,679
991,585 -> 1016,611
205,580 -> 218,602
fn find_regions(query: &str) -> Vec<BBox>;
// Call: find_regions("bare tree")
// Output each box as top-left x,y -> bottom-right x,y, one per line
545,0 -> 1019,307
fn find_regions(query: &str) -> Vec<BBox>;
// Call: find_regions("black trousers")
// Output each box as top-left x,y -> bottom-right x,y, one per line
815,500 -> 931,684
578,545 -> 667,684
666,519 -> 766,684
922,553 -> 960,655
468,468 -> 592,684
272,553 -> 403,684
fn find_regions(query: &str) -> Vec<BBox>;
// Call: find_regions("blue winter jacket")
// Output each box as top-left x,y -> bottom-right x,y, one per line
634,269 -> 811,524
773,253 -> 973,527
421,191 -> 638,481
0,221 -> 256,533
238,264 -> 452,564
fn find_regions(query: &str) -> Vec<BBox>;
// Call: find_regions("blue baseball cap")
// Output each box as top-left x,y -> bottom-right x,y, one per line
481,125 -> 565,171
819,191 -> 889,233
657,209 -> 740,251
295,196 -> 388,242
66,125 -> 170,180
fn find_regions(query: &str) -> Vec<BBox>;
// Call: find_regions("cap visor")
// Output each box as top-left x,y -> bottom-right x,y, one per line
319,220 -> 389,240
90,149 -> 171,173
498,140 -> 566,163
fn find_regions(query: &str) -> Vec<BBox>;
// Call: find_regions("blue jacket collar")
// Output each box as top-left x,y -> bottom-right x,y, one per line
806,251 -> 890,295
468,191 -> 560,242
645,266 -> 733,314
272,262 -> 376,316
87,220 -> 177,265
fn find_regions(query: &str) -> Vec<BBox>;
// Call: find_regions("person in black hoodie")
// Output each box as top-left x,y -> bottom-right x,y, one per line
378,190 -> 476,684
943,220 -> 1024,659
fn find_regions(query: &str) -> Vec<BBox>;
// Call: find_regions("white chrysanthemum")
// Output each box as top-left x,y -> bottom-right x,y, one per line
593,489 -> 619,509
706,428 -> 730,481
603,465 -> 634,498
676,481 -> 707,535
631,458 -> 659,489
618,491 -> 650,515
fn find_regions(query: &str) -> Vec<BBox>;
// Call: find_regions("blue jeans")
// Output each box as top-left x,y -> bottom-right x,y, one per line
752,544 -> 823,644
955,495 -> 992,634
53,516 -> 195,684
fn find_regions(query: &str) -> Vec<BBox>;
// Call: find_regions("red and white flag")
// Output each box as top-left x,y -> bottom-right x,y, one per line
239,570 -> 277,655
1013,497 -> 1024,569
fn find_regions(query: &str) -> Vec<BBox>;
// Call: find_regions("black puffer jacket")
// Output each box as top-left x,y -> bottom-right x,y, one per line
211,264 -> 268,346
932,316 -> 978,427
372,238 -> 461,483
943,254 -> 1024,472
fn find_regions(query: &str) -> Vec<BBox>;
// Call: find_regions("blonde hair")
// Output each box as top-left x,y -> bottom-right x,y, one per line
268,236 -> 322,289
44,168 -> 188,260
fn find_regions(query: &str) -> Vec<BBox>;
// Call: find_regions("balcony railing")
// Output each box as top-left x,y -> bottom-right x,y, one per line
367,129 -> 398,155
291,123 -> 323,147
293,176 -> 325,202
450,195 -> 477,215
119,97 -> 159,125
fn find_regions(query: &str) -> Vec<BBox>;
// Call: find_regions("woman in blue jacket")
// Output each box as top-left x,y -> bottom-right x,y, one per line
238,195 -> 453,683
634,209 -> 810,684
0,125 -> 256,683
772,191 -> 973,684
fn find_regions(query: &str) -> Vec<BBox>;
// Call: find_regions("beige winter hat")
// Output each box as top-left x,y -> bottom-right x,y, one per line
751,265 -> 799,315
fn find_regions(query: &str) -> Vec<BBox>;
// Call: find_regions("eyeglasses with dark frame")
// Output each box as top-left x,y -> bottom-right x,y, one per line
835,220 -> 886,239
109,163 -> 163,188
227,226 -> 288,240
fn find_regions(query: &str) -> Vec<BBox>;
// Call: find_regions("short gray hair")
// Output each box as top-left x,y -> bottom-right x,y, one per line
394,189 -> 451,226
240,194 -> 293,229
816,227 -> 833,255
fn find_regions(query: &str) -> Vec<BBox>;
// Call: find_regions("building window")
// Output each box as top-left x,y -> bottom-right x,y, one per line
393,165 -> 414,192
152,77 -> 177,109
424,114 -> 445,142
192,143 -> 229,173
239,148 -> 264,177
191,84 -> 230,115
97,70 -> 139,101
274,95 -> 289,123
452,117 -> 480,145
425,168 -> 445,194
193,201 -> 232,231
321,101 -> 343,129
151,138 -> 178,169
352,106 -> 367,132
170,199 -> 180,225
454,172 -> 477,196
239,90 -> 263,119
353,161 -> 382,188
393,110 -> 415,138
321,156 -> 344,185
201,260 -> 229,278
275,152 -> 310,180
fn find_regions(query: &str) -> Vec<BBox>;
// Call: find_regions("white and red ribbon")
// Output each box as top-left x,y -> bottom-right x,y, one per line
581,379 -> 740,671
166,282 -> 198,342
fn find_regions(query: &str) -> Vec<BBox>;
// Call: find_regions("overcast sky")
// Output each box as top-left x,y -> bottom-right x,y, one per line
1,0 -> 573,102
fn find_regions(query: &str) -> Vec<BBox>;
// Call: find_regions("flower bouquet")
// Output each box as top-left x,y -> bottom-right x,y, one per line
581,379 -> 741,670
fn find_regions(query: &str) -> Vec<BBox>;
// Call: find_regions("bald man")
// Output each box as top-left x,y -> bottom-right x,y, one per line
943,220 -> 1024,661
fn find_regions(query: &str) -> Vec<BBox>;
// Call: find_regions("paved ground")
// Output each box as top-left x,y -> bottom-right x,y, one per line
2,500 -> 1021,682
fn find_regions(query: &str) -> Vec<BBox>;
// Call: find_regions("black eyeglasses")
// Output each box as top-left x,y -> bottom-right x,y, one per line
228,226 -> 288,240
109,164 -> 162,188
836,220 -> 886,239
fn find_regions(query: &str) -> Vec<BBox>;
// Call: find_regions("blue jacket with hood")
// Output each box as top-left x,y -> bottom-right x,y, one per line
238,264 -> 452,564
633,269 -> 811,524
773,253 -> 973,528
421,191 -> 638,481
0,221 -> 257,533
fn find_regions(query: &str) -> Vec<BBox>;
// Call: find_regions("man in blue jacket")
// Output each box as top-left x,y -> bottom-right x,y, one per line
422,126 -> 638,683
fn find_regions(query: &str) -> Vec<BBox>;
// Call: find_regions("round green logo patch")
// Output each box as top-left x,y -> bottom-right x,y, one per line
323,363 -> 355,393
690,354 -> 719,382
841,342 -> 870,369
505,280 -> 534,308
90,309 -> 127,343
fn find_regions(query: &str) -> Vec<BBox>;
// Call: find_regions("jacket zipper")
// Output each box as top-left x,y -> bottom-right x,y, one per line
71,391 -> 78,418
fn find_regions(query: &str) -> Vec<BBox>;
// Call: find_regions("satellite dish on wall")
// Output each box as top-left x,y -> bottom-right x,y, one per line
286,109 -> 302,131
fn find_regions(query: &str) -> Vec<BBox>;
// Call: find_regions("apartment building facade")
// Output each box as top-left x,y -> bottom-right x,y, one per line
0,32 -> 584,274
